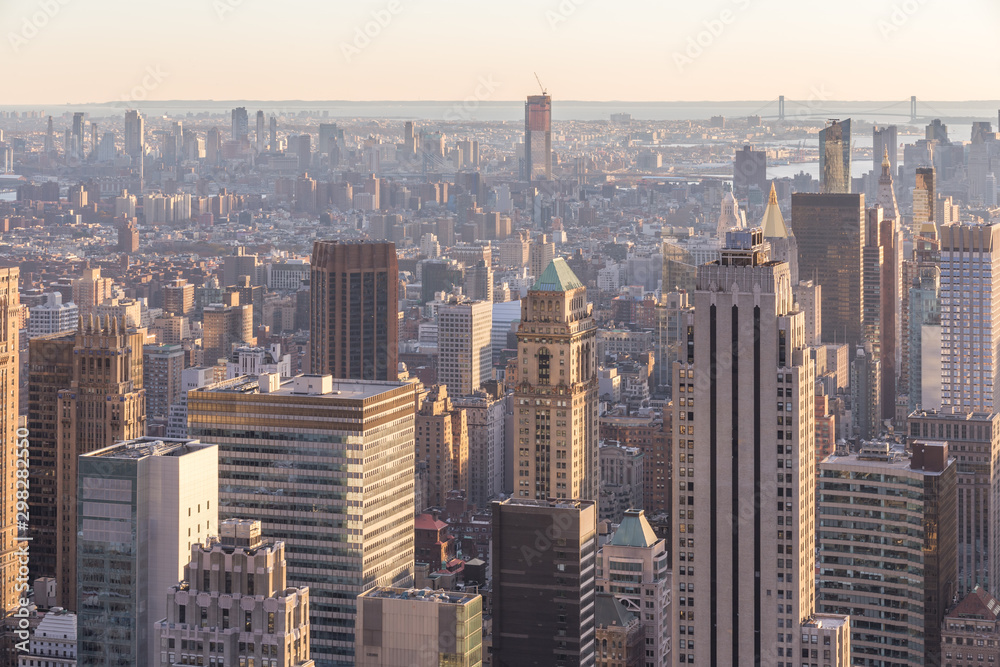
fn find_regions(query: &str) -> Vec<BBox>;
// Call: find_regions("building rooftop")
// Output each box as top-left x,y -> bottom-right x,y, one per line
946,585 -> 1000,621
360,587 -> 479,606
87,437 -> 208,460
34,608 -> 76,640
199,373 -> 410,401
608,509 -> 659,548
532,258 -> 583,292
595,591 -> 637,629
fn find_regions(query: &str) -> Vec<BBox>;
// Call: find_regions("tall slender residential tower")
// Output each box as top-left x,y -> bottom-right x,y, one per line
819,119 -> 851,194
512,259 -> 598,502
939,223 -> 1000,412
0,269 -> 19,622
524,94 -> 552,182
255,109 -> 265,153
310,241 -> 398,381
55,315 -> 146,609
671,228 -> 850,665
793,193 -> 866,347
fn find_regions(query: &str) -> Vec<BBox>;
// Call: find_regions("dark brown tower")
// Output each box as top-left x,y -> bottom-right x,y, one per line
310,240 -> 398,381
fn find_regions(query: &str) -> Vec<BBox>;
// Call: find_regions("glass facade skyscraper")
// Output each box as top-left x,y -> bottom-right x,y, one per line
819,119 -> 851,194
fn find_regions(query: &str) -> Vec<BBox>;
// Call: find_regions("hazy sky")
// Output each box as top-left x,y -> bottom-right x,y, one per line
2,0 -> 998,105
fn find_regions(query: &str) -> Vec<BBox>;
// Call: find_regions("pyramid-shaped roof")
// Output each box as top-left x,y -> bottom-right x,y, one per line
761,183 -> 790,238
609,508 -> 658,547
532,257 -> 583,292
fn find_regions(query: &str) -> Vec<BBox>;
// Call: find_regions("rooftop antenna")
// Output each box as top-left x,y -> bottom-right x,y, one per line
534,72 -> 547,96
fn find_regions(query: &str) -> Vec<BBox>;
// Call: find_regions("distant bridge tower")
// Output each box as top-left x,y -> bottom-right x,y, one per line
779,95 -> 785,121
910,96 -> 917,122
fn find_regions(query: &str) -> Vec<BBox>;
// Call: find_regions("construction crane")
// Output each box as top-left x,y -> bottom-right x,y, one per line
534,72 -> 547,96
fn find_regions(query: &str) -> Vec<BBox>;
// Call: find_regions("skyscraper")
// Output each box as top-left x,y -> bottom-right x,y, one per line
793,193 -> 866,346
437,299 -> 492,397
861,205 -> 900,420
733,143 -> 767,202
0,268 -> 18,622
201,292 -> 254,364
310,240 -> 399,381
269,115 -> 277,151
188,373 -> 418,666
415,385 -> 469,507
491,498 -> 597,667
818,440 -> 956,666
56,315 -> 146,609
76,437 -> 218,667
819,118 -> 851,194
231,106 -> 249,141
872,124 -> 898,183
671,228 -> 849,665
255,109 -> 265,153
155,519 -> 313,667
939,223 -> 1000,412
512,258 -> 598,502
914,167 -> 936,236
524,94 -> 552,182
594,509 -> 671,666
761,182 -> 798,282
124,110 -> 144,158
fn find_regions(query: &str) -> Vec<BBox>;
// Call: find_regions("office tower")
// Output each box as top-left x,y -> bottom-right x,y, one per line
733,144 -> 767,202
528,233 -> 555,280
672,228 -> 849,665
851,343 -> 881,440
142,343 -> 184,419
71,267 -> 114,316
188,374 -> 418,666
206,127 -> 221,164
792,193 -> 865,347
818,440 -> 957,666
416,385 -> 469,508
71,112 -> 84,158
492,498 -> 597,667
716,183 -> 745,239
524,94 -> 552,182
437,300 -> 492,397
124,109 -> 144,158
914,167 -> 936,235
319,123 -> 342,156
597,443 -> 643,522
909,410 -> 1000,595
163,278 -> 194,315
819,118 -> 851,194
296,133 -> 311,172
310,240 -> 399,381
927,118 -> 949,142
45,115 -> 54,153
117,217 -> 138,253
761,182 -> 798,282
77,437 -> 218,667
231,106 -> 249,141
872,125 -> 898,182
595,509 -> 671,666
512,259 -> 598,502
222,246 -> 265,287
201,292 -> 254,364
155,519 -> 313,667
17,608 -> 77,665
255,109 -> 265,152
54,316 -> 146,609
355,587 -> 482,667
26,332 -> 75,582
463,260 -> 493,303
908,264 -> 942,410
862,205 -> 900,420
939,223 -> 1000,412
269,115 -> 277,151
452,387 -> 505,508
403,120 -> 416,156
661,241 -> 695,294
0,269 -> 17,624
27,292 -> 78,337
794,280 -> 822,346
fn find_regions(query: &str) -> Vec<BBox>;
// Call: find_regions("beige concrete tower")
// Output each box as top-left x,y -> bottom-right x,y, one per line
672,228 -> 849,665
513,258 -> 598,503
437,299 -> 492,398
